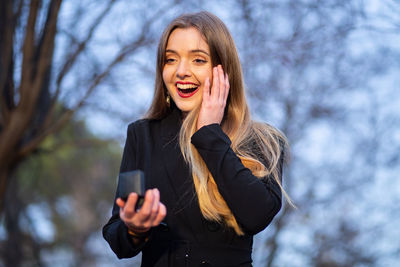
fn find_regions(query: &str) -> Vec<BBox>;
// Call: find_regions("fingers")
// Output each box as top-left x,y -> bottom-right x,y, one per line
147,189 -> 160,224
211,66 -> 219,98
138,189 -> 166,228
210,65 -> 228,103
203,77 -> 210,101
119,193 -> 139,219
125,192 -> 139,212
116,197 -> 125,208
224,73 -> 230,103
197,64 -> 229,129
153,203 -> 167,226
218,65 -> 225,100
137,189 -> 155,222
119,188 -> 166,232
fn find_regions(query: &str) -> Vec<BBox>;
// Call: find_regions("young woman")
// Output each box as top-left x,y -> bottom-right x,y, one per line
103,11 -> 289,267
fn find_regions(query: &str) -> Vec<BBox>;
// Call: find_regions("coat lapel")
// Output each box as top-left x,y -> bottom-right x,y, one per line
160,108 -> 202,239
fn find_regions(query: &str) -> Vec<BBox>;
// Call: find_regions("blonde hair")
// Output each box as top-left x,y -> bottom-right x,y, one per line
146,11 -> 291,235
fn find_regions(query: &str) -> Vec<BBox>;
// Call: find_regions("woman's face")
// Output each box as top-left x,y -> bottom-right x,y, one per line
163,27 -> 213,114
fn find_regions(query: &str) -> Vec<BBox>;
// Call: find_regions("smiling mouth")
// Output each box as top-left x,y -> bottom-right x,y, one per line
176,83 -> 199,98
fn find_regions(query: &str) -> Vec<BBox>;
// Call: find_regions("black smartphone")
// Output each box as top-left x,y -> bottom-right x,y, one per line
117,170 -> 146,210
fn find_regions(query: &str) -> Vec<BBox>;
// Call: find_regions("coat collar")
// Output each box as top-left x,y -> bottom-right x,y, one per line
160,106 -> 190,202
161,106 -> 182,141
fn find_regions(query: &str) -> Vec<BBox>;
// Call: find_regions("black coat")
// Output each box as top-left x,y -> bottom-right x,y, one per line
102,107 -> 283,267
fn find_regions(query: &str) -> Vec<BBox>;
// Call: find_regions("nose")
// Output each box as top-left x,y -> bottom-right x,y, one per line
176,60 -> 191,79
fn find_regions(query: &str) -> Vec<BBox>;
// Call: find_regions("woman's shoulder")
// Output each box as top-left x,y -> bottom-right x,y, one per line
126,117 -> 162,136
128,108 -> 180,134
127,118 -> 150,129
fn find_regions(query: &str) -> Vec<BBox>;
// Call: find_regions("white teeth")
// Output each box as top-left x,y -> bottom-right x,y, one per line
176,83 -> 198,90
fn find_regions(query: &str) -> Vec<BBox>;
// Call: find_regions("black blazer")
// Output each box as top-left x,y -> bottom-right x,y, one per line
102,107 -> 283,267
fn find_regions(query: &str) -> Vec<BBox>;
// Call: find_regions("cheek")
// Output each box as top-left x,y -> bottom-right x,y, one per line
163,63 -> 175,77
198,69 -> 212,84
162,67 -> 168,83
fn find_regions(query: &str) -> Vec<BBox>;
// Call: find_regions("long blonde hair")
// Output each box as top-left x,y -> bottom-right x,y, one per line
146,11 -> 290,235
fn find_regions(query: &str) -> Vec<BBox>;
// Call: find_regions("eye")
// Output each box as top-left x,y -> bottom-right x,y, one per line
165,58 -> 176,64
194,58 -> 207,64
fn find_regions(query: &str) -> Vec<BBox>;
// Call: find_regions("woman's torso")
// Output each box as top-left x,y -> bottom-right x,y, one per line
128,110 -> 254,266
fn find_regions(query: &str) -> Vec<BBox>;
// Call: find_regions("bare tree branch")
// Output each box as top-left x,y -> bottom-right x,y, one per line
19,0 -> 40,102
55,0 -> 116,94
0,0 -> 20,126
16,8 -> 154,160
39,0 -> 118,147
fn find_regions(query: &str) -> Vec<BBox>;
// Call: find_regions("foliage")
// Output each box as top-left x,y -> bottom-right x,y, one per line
0,117 -> 124,265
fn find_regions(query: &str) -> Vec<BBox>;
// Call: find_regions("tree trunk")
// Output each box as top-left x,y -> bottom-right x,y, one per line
0,167 -> 10,214
0,0 -> 62,216
2,173 -> 23,267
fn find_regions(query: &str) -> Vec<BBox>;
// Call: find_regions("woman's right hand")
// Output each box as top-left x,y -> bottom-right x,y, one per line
116,188 -> 167,234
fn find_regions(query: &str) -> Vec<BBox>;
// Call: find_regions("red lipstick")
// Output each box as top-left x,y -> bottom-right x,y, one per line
176,81 -> 200,98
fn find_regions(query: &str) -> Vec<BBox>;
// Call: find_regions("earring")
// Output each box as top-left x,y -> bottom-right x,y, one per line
166,94 -> 170,107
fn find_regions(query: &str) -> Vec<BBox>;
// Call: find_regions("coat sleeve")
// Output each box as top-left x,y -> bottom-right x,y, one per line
102,123 -> 147,259
191,124 -> 283,235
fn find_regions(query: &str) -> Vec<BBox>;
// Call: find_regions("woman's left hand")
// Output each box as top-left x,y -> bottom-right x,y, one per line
197,65 -> 230,130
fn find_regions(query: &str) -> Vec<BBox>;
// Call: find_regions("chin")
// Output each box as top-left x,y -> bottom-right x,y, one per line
176,104 -> 194,113
171,91 -> 202,113
175,101 -> 199,114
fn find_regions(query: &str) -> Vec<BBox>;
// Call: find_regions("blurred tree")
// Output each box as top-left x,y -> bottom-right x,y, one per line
311,221 -> 375,266
0,0 -> 181,213
226,0 -> 400,266
0,115 -> 123,266
0,0 -> 186,265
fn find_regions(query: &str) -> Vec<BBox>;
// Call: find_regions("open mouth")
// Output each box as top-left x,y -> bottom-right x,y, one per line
176,83 -> 199,98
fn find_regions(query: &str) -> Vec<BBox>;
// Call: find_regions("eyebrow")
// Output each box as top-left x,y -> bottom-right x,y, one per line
165,49 -> 210,56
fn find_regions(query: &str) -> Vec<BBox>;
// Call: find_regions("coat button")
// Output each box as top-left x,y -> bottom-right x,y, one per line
200,260 -> 211,266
